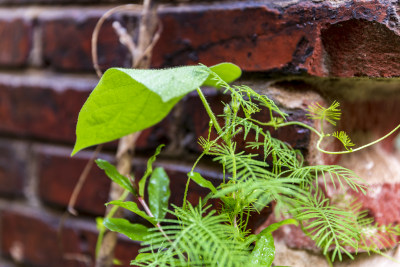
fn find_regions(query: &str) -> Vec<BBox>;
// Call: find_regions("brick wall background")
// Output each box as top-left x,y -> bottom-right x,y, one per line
0,0 -> 400,266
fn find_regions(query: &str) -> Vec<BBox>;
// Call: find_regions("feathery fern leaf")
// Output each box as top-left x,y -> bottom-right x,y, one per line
291,190 -> 361,261
214,177 -> 307,212
283,165 -> 366,194
332,131 -> 355,151
134,204 -> 252,267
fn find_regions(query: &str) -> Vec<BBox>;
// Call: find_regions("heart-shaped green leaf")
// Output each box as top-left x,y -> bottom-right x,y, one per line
72,63 -> 241,156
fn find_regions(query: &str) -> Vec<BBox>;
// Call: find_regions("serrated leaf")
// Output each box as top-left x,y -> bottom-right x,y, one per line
72,63 -> 241,155
203,62 -> 242,88
250,232 -> 275,267
95,159 -> 135,195
148,167 -> 171,220
103,218 -> 149,241
188,171 -> 217,193
107,200 -> 157,226
138,144 -> 164,197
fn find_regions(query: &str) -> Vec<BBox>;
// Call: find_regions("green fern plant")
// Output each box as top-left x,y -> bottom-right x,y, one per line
72,63 -> 400,266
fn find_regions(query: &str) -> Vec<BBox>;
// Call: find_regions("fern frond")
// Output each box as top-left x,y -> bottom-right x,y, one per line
284,165 -> 366,194
247,132 -> 303,170
134,204 -> 251,267
291,190 -> 361,261
332,131 -> 355,151
209,142 -> 274,182
232,85 -> 288,119
306,101 -> 341,126
214,177 -> 307,212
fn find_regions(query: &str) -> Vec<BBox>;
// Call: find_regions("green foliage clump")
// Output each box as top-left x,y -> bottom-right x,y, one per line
73,63 -> 400,266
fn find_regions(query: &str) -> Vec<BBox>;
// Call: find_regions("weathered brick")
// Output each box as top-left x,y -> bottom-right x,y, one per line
0,205 -> 141,266
0,73 -> 170,151
0,139 -> 26,198
321,19 -> 400,78
0,73 -> 96,143
151,1 -> 400,77
35,144 -> 112,216
0,17 -> 31,67
41,9 -> 133,72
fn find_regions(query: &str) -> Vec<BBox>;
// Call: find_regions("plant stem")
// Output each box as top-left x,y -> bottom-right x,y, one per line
95,189 -> 130,258
196,88 -> 226,142
325,253 -> 333,267
317,122 -> 400,154
138,197 -> 172,242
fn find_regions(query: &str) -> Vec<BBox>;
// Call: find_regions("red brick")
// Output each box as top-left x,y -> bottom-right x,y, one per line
352,183 -> 400,226
0,17 -> 31,67
322,19 -> 400,77
41,10 -> 132,72
0,139 -> 26,198
0,206 -> 141,267
0,73 -> 170,151
150,1 -> 400,77
0,73 -> 95,143
36,145 -> 112,216
35,1 -> 400,76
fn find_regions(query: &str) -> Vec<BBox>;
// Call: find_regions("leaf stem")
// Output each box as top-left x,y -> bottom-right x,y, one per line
196,88 -> 226,142
138,196 -> 172,242
95,189 -> 130,257
317,123 -> 400,154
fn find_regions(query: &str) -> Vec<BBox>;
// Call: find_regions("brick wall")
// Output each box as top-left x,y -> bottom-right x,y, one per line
0,1 -> 399,266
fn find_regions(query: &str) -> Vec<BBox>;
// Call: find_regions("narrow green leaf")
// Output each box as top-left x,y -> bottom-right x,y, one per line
103,218 -> 149,241
107,200 -> 157,226
259,218 -> 299,236
95,159 -> 135,195
148,167 -> 171,220
250,232 -> 275,267
203,62 -> 242,88
138,144 -> 164,197
188,171 -> 217,193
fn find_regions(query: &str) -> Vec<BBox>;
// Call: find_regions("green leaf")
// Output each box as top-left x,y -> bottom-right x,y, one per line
112,258 -> 123,265
259,218 -> 299,236
96,217 -> 105,231
107,200 -> 157,226
72,63 -> 241,155
188,171 -> 217,193
250,232 -> 275,267
95,159 -> 135,195
103,218 -> 149,241
72,66 -> 208,155
148,167 -> 171,220
138,144 -> 164,197
203,62 -> 242,88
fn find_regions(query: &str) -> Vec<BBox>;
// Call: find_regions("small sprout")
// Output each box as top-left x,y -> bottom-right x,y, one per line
306,101 -> 341,126
333,131 -> 355,151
